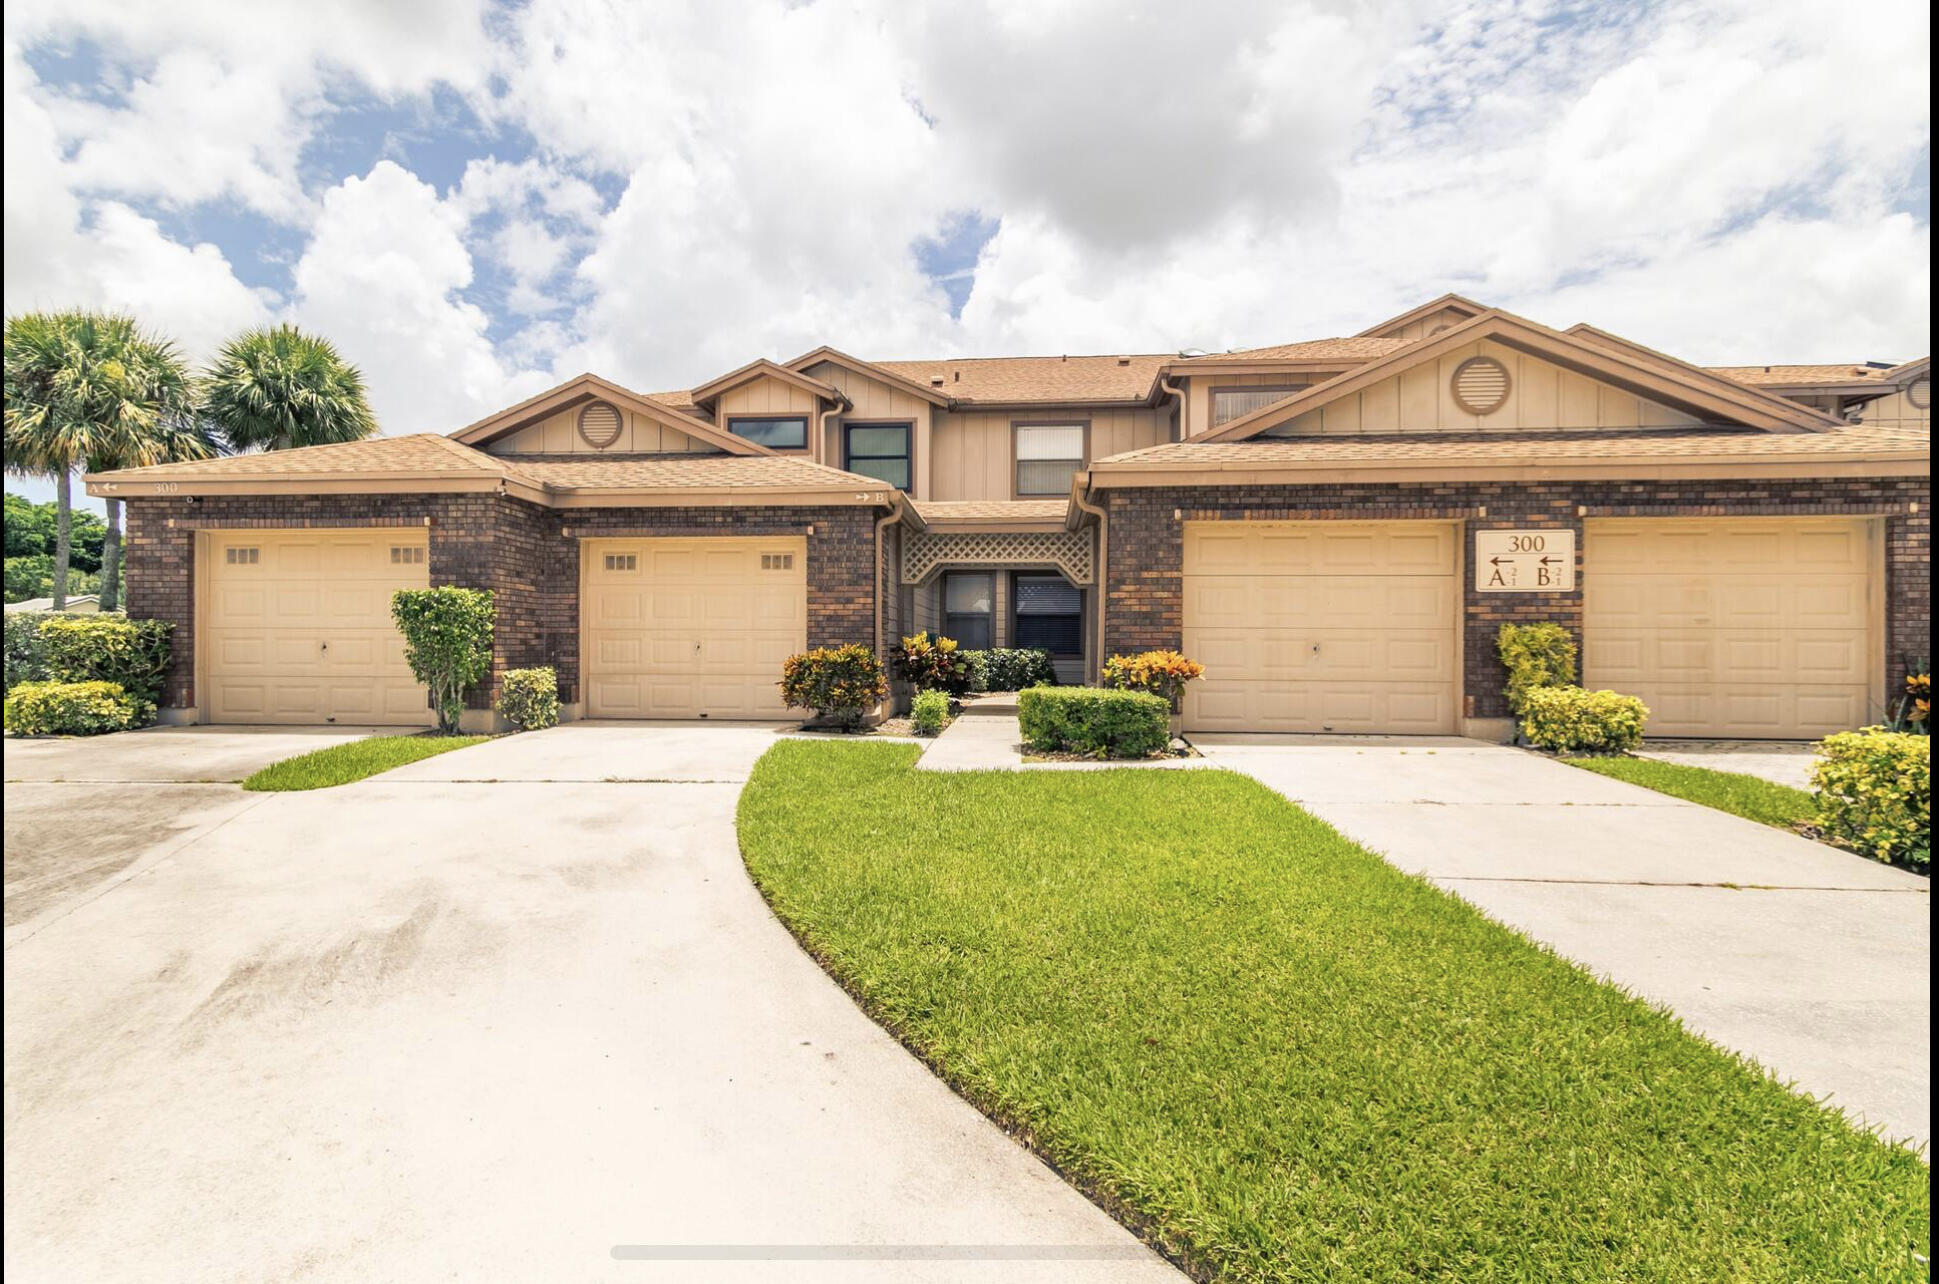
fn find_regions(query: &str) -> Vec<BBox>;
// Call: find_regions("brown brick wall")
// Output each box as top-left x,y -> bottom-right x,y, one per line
1103,476 -> 1930,720
122,494 -> 883,711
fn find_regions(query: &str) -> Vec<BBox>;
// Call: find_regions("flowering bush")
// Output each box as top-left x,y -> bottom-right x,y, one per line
494,666 -> 561,732
891,631 -> 974,695
1498,622 -> 1577,715
781,644 -> 887,730
1812,727 -> 1929,869
1102,650 -> 1204,713
1517,686 -> 1648,754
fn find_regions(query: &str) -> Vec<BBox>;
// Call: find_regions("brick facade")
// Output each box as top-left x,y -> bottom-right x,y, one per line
1103,476 -> 1930,720
123,494 -> 883,711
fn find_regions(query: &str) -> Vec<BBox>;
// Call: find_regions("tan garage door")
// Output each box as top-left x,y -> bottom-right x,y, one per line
1182,521 -> 1459,734
583,536 -> 807,720
1584,517 -> 1879,738
203,529 -> 432,726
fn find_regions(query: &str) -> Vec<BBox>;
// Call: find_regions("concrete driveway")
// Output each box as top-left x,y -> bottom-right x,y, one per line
4,722 -> 1177,1282
1195,735 -> 1931,1148
4,726 -> 388,930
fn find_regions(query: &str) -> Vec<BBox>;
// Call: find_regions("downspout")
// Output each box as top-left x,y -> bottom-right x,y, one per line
1072,478 -> 1108,684
873,492 -> 914,717
1160,373 -> 1188,441
818,393 -> 849,466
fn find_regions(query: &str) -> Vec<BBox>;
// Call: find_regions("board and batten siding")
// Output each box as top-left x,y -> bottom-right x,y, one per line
1262,339 -> 1704,437
1857,383 -> 1930,431
929,407 -> 1171,501
1372,304 -> 1477,344
803,361 -> 937,495
1187,372 -> 1320,437
716,378 -> 821,432
486,406 -> 714,455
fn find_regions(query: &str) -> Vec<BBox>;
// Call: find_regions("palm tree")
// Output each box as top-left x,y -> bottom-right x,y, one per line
200,324 -> 378,452
4,312 -> 205,610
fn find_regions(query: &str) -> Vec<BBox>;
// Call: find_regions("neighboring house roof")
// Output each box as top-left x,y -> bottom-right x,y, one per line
1707,363 -> 1894,387
913,499 -> 1069,530
870,353 -> 1174,405
1189,337 -> 1411,363
83,434 -> 908,512
5,595 -> 102,613
449,373 -> 771,455
1198,309 -> 1846,442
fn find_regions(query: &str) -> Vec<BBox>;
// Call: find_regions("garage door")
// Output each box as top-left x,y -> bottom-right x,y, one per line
203,529 -> 432,726
1584,518 -> 1878,738
583,537 -> 807,719
1182,521 -> 1459,734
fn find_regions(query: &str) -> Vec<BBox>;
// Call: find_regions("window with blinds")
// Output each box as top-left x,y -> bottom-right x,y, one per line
1210,387 -> 1304,426
1015,424 -> 1084,496
943,572 -> 994,648
1014,574 -> 1082,655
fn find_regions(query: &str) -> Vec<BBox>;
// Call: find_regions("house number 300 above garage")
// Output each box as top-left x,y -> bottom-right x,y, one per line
1475,529 -> 1576,592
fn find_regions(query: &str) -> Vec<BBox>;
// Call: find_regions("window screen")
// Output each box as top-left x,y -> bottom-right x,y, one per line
845,423 -> 911,490
1211,387 -> 1303,426
1015,424 -> 1083,496
943,572 -> 994,649
1014,575 -> 1082,655
728,416 -> 808,449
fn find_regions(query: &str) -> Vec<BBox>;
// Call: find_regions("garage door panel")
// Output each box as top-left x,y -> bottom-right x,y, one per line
205,530 -> 431,727
1182,521 -> 1457,735
584,537 -> 807,720
1586,518 -> 1875,739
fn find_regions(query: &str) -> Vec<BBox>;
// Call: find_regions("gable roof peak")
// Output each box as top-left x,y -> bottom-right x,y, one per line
1355,292 -> 1493,339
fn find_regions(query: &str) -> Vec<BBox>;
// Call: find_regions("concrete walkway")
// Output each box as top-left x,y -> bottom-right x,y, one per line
5,722 -> 1178,1282
1194,735 -> 1931,1148
1635,739 -> 1820,791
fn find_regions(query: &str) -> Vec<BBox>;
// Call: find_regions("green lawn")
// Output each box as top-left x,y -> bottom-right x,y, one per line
241,733 -> 490,791
738,742 -> 1928,1283
1565,755 -> 1817,830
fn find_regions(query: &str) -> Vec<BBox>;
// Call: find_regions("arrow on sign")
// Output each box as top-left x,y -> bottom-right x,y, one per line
1539,556 -> 1565,566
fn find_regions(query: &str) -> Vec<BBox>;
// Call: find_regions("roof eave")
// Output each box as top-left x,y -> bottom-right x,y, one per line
1085,449 -> 1930,488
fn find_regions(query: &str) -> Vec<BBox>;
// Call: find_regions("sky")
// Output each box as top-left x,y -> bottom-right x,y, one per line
3,0 -> 1931,511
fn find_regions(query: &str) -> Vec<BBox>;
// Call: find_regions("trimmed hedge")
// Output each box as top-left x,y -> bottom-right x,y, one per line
963,648 -> 1057,692
4,680 -> 154,736
494,666 -> 561,731
911,688 -> 950,737
1518,686 -> 1648,754
37,616 -> 173,705
781,644 -> 887,730
4,610 -> 56,691
1019,687 -> 1170,759
1812,728 -> 1929,870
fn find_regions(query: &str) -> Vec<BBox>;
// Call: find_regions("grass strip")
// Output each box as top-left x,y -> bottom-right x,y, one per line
738,740 -> 1928,1283
241,734 -> 489,791
1565,754 -> 1816,830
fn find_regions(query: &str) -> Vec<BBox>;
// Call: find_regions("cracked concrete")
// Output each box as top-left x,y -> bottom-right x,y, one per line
1195,734 -> 1930,1148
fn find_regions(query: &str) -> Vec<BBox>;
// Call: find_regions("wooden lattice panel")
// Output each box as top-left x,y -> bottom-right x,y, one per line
903,530 -> 1094,585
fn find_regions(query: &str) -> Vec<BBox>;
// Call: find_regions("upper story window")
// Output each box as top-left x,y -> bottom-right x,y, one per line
728,415 -> 808,450
1014,423 -> 1084,496
844,422 -> 911,490
1211,386 -> 1304,427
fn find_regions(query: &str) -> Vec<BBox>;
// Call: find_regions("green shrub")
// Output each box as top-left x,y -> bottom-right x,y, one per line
781,644 -> 887,730
1102,650 -> 1205,713
1811,728 -> 1929,870
962,647 -> 1057,692
891,631 -> 973,695
494,666 -> 560,732
4,610 -> 55,690
1018,687 -> 1170,758
911,687 -> 951,737
391,587 -> 495,734
38,616 -> 173,705
1518,686 -> 1648,754
1498,622 -> 1578,714
4,680 -> 153,736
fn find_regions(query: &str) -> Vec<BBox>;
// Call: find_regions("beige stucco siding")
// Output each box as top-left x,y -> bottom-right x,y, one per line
487,406 -> 713,455
930,407 -> 1170,500
1263,339 -> 1704,437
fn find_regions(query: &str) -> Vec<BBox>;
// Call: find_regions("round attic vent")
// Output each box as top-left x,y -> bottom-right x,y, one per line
577,399 -> 623,449
1451,356 -> 1511,416
1909,377 -> 1930,410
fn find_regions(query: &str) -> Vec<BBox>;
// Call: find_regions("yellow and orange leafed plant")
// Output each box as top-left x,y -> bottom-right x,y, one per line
1101,650 -> 1205,712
